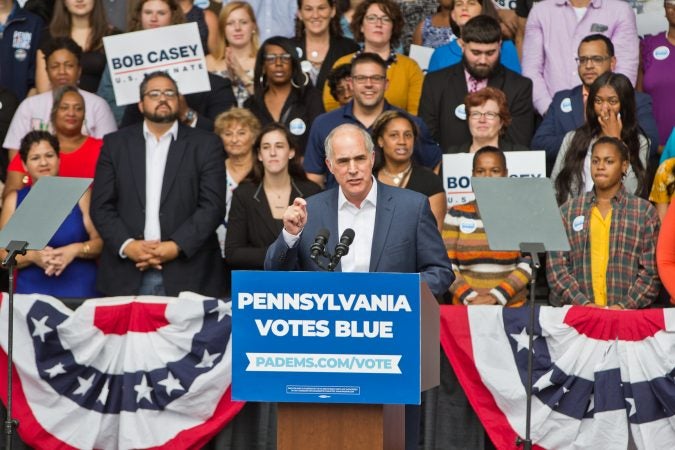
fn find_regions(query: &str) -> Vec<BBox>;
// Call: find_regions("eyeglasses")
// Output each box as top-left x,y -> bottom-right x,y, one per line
264,53 -> 292,64
351,74 -> 386,84
364,15 -> 392,25
143,89 -> 177,100
468,111 -> 500,121
575,56 -> 611,66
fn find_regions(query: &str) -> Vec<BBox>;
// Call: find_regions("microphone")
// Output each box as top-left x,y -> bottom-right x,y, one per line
309,228 -> 330,261
328,228 -> 355,270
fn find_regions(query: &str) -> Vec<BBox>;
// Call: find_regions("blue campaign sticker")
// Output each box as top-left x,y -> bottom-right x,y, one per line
572,215 -> 584,232
653,46 -> 670,61
14,48 -> 27,62
231,271 -> 422,405
459,218 -> 477,234
455,104 -> 467,120
560,97 -> 572,113
301,60 -> 312,73
289,118 -> 307,136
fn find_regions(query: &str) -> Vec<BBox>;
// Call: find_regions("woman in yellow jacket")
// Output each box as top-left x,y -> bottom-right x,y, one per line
322,0 -> 424,115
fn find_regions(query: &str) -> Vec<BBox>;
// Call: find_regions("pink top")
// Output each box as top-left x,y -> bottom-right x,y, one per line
522,0 -> 638,115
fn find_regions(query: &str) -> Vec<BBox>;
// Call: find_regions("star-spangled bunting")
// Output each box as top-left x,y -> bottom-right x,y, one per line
440,305 -> 675,450
0,293 -> 245,449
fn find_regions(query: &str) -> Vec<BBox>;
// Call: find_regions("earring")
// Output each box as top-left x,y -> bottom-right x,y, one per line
291,72 -> 310,89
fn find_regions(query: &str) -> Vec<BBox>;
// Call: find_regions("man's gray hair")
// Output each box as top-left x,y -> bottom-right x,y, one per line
324,124 -> 374,161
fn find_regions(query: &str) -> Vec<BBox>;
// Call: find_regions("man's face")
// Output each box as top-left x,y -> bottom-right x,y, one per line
326,128 -> 375,207
46,49 -> 81,87
139,76 -> 179,123
351,61 -> 388,109
461,41 -> 500,80
577,40 -> 616,87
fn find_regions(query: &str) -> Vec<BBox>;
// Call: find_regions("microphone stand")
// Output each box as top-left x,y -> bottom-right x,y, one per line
515,242 -> 545,450
311,248 -> 348,272
2,240 -> 28,450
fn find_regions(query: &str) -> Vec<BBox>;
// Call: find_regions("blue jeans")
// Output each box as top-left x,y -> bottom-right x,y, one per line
138,270 -> 166,296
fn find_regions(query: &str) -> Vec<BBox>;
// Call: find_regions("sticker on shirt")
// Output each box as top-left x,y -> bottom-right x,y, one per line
572,215 -> 585,232
653,46 -> 670,61
459,218 -> 477,234
590,23 -> 608,33
300,60 -> 312,73
30,118 -> 51,132
455,104 -> 466,121
560,97 -> 572,113
12,31 -> 32,50
14,48 -> 27,62
289,118 -> 307,136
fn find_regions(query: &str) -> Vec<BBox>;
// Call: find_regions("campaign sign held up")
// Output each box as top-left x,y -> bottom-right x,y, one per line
232,271 -> 421,405
442,151 -> 546,207
102,23 -> 210,105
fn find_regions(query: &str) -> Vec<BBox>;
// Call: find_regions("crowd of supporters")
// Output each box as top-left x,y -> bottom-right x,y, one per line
1,1 -> 675,448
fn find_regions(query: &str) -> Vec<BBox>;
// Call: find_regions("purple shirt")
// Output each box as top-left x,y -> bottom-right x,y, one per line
522,0 -> 638,115
641,32 -> 675,146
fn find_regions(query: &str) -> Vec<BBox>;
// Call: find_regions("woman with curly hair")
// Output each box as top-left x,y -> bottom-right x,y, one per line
322,0 -> 424,114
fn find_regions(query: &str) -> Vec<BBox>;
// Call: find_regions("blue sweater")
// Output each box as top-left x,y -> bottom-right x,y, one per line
427,39 -> 521,74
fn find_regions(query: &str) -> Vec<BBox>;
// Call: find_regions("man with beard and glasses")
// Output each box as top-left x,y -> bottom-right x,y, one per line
91,71 -> 227,297
419,15 -> 534,152
533,34 -> 659,174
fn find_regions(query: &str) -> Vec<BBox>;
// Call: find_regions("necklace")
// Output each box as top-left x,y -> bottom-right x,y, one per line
310,50 -> 319,59
381,164 -> 412,186
265,184 -> 291,210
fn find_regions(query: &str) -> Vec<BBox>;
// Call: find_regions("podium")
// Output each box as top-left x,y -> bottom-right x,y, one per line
231,271 -> 440,450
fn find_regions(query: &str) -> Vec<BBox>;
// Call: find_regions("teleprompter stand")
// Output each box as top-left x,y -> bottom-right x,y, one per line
472,177 -> 570,450
0,177 -> 91,449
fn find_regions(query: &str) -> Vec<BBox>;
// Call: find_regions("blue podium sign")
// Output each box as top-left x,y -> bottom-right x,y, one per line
232,271 -> 422,405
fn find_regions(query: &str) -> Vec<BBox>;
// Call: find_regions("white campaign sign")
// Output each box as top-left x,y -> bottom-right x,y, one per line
102,23 -> 210,106
442,151 -> 546,207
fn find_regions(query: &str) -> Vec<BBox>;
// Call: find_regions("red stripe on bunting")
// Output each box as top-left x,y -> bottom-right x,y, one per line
562,307 -> 666,341
0,293 -> 245,449
94,301 -> 170,334
440,305 -> 545,450
146,387 -> 246,450
0,328 -> 78,449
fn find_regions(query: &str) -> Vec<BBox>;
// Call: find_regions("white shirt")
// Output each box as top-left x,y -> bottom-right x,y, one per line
143,121 -> 178,241
337,179 -> 377,273
118,121 -> 178,257
283,178 -> 378,272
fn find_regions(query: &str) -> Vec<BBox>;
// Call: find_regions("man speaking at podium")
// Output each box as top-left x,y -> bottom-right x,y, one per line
264,123 -> 453,449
